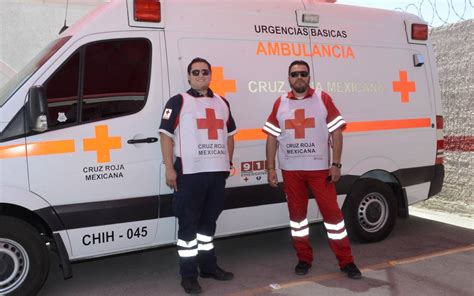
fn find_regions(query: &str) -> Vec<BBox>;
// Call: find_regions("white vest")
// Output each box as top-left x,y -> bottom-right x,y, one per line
276,91 -> 330,171
175,93 -> 230,174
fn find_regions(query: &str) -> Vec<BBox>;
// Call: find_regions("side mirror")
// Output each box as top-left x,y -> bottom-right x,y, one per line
27,86 -> 49,132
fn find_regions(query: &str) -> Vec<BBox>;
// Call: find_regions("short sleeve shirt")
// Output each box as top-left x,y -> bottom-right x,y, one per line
159,88 -> 237,138
264,88 -> 346,136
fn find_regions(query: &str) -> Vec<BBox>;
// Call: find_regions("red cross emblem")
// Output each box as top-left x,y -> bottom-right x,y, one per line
197,108 -> 224,140
163,108 -> 172,119
285,109 -> 315,139
392,70 -> 416,103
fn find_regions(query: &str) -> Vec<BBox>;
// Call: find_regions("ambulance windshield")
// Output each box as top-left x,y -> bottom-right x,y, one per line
0,36 -> 71,107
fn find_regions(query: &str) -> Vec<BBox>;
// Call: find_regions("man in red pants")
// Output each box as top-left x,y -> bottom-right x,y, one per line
263,60 -> 361,279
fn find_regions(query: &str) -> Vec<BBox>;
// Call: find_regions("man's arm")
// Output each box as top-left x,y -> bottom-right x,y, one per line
221,96 -> 236,167
266,135 -> 278,187
227,135 -> 235,164
160,133 -> 178,191
329,128 -> 343,182
158,94 -> 183,190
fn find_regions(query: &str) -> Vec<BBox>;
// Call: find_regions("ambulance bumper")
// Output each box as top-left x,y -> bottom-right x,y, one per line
428,164 -> 445,198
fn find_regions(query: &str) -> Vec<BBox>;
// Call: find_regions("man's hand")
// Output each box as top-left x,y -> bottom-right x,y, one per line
267,169 -> 278,187
166,167 -> 178,191
328,166 -> 341,183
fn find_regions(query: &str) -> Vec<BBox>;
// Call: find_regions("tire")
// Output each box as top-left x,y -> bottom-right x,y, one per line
343,179 -> 398,243
0,216 -> 50,296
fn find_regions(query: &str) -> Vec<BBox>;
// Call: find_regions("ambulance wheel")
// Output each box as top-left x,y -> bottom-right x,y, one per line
0,216 -> 50,296
343,179 -> 397,243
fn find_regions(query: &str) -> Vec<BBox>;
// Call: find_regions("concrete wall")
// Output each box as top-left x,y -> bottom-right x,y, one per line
413,20 -> 473,217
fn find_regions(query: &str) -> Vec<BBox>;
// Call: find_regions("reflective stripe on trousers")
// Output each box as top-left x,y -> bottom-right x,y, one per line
324,220 -> 348,240
177,238 -> 198,258
290,218 -> 309,237
197,233 -> 214,251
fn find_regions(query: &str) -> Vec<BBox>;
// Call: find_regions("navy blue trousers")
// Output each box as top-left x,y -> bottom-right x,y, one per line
173,159 -> 226,279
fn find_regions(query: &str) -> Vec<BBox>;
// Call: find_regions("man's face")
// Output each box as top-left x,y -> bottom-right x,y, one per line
188,62 -> 211,91
288,64 -> 310,94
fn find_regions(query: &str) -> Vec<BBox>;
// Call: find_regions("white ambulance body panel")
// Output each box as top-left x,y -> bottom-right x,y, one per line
0,1 -> 445,294
164,0 -> 320,236
161,0 -> 440,237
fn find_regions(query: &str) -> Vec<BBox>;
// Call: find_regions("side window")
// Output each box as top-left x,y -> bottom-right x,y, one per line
44,52 -> 80,129
42,38 -> 151,131
81,39 -> 151,123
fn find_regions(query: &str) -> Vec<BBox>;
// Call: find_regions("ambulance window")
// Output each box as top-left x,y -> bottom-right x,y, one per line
44,52 -> 80,129
81,39 -> 150,123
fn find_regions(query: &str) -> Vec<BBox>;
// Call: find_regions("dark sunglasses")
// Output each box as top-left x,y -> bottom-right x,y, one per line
289,71 -> 309,78
191,69 -> 210,76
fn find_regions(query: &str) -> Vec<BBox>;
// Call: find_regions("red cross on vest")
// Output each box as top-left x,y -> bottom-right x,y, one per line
197,108 -> 224,140
285,109 -> 315,139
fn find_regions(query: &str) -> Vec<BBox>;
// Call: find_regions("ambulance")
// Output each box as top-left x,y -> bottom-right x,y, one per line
0,0 -> 445,294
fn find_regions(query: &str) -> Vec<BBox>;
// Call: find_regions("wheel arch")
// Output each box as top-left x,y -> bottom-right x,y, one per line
344,169 -> 408,218
0,203 -> 52,236
0,186 -> 66,235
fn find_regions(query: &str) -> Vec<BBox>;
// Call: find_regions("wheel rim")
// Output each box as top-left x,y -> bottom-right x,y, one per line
0,239 -> 30,294
357,192 -> 389,233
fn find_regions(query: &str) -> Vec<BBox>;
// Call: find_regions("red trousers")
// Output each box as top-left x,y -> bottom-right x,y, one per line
282,169 -> 354,268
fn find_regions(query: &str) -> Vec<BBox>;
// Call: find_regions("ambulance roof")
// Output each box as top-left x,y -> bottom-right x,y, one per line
63,0 -> 425,45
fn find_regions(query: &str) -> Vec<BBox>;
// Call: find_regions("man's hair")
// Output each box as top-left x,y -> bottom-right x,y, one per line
187,57 -> 212,74
288,60 -> 310,74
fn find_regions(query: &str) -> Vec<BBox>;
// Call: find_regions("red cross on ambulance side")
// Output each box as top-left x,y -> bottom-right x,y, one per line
197,108 -> 224,140
285,109 -> 315,139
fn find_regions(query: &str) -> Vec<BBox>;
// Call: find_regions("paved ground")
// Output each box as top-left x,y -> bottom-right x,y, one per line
410,207 -> 473,229
39,213 -> 474,296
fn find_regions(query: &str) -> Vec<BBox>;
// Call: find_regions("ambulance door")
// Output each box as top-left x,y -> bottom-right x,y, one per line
164,1 -> 320,236
26,31 -> 167,259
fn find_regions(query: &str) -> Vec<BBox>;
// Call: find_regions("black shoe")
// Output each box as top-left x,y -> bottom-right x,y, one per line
340,262 -> 362,279
200,266 -> 234,281
294,261 -> 311,275
181,277 -> 202,294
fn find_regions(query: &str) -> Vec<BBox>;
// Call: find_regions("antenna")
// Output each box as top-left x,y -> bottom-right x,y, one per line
59,0 -> 70,34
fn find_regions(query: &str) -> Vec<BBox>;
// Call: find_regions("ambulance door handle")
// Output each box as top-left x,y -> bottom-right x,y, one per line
127,137 -> 158,144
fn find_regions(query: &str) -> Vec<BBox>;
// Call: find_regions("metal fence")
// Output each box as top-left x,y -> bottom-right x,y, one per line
394,0 -> 473,26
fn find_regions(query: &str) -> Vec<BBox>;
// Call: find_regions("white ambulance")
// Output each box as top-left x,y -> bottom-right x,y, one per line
0,0 -> 445,294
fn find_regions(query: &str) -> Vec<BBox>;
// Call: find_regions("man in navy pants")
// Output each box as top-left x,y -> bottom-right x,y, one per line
159,57 -> 236,294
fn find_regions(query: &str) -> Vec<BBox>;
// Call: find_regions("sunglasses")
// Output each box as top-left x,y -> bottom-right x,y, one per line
191,69 -> 211,76
289,71 -> 310,78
